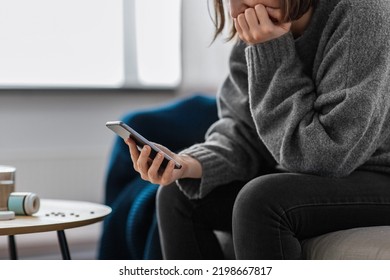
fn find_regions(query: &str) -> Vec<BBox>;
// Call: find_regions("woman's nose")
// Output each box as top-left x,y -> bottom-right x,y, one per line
229,0 -> 249,18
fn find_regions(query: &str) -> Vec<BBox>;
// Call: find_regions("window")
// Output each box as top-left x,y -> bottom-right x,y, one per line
0,0 -> 182,89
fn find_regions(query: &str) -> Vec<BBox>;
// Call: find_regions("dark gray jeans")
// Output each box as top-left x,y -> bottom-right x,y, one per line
156,170 -> 390,259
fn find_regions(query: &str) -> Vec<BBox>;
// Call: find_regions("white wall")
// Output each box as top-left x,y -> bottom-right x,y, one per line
0,0 -> 233,204
181,0 -> 233,91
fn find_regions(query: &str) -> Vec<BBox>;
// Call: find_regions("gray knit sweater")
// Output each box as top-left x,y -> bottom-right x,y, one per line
178,0 -> 390,199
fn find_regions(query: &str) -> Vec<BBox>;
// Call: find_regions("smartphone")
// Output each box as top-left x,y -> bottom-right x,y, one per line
106,121 -> 182,169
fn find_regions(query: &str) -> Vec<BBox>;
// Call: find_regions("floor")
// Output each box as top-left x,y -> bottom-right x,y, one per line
22,243 -> 98,260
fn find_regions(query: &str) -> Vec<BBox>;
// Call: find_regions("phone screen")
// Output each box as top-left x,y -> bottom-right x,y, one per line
106,121 -> 182,169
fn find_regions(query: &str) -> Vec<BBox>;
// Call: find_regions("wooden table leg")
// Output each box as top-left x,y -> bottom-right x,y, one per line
8,235 -> 18,260
57,230 -> 71,260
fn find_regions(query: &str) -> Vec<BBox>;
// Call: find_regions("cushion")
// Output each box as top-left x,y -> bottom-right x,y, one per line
302,226 -> 390,259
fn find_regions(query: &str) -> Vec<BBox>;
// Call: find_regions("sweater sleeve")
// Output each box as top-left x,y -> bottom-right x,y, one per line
177,41 -> 276,199
246,1 -> 390,177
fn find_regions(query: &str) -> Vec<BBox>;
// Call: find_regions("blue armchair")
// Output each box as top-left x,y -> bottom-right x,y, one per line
98,94 -> 218,259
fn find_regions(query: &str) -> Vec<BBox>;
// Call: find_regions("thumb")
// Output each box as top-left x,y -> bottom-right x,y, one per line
266,6 -> 292,31
265,6 -> 284,23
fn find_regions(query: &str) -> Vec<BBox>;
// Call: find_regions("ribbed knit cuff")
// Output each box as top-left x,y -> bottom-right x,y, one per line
245,32 -> 296,76
177,144 -> 232,199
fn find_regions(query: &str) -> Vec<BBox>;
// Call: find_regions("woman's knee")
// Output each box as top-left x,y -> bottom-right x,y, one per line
232,173 -> 306,259
156,182 -> 194,221
156,183 -> 181,212
236,174 -> 294,206
233,173 -> 310,225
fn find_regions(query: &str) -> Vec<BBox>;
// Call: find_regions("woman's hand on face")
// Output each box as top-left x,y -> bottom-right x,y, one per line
234,4 -> 291,45
125,137 -> 202,186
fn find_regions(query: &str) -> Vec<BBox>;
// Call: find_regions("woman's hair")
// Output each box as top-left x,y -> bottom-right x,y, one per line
211,0 -> 314,41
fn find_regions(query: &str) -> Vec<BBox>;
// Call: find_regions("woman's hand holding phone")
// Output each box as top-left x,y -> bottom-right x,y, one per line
125,137 -> 202,186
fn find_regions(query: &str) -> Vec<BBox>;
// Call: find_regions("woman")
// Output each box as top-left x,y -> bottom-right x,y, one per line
125,0 -> 390,259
